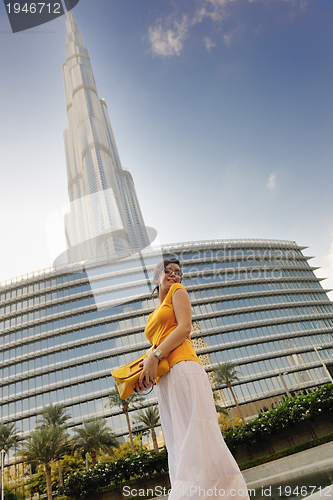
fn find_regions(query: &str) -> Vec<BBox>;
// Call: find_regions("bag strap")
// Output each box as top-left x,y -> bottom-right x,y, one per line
134,385 -> 155,396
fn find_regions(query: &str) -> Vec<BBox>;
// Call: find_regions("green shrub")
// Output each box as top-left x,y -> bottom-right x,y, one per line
223,384 -> 333,451
4,486 -> 22,500
63,448 -> 168,500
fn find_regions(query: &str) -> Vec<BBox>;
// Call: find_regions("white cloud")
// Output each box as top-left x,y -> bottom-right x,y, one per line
223,32 -> 232,45
204,37 -> 216,50
147,0 -> 305,57
148,16 -> 190,57
267,173 -> 277,189
148,0 -> 228,57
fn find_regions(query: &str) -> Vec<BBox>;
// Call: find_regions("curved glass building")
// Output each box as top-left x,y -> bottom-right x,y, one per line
1,238 -> 333,444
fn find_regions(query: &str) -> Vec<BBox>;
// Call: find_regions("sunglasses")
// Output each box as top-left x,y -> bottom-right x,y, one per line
164,267 -> 182,278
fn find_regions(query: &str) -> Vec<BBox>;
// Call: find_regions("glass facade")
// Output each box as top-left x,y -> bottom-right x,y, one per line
1,239 -> 333,447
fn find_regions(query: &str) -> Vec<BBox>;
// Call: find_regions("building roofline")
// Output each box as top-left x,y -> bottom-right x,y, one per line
0,238 -> 308,289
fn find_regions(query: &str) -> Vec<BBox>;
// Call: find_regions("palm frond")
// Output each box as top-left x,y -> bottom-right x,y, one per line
134,405 -> 160,429
72,418 -> 118,456
37,404 -> 71,429
108,384 -> 145,412
213,362 -> 240,386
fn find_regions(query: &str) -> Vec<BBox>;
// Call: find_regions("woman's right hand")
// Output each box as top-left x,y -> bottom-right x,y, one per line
136,355 -> 159,392
135,361 -> 151,392
135,380 -> 152,393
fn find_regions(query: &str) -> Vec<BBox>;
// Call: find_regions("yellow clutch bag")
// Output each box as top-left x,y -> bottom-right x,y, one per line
111,346 -> 170,400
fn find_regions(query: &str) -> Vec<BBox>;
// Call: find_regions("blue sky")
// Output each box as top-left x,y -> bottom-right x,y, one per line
1,0 -> 333,296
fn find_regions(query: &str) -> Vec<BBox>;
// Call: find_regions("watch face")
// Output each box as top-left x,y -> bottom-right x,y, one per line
154,349 -> 162,359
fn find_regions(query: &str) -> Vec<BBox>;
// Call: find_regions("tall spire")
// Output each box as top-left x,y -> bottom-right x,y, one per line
61,12 -> 149,263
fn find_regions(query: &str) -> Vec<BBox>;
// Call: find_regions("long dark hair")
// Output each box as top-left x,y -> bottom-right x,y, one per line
151,259 -> 182,296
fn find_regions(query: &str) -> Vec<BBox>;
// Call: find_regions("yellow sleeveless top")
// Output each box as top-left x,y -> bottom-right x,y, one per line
145,283 -> 201,368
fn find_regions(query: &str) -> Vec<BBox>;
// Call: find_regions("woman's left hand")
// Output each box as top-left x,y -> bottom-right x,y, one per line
136,354 -> 159,392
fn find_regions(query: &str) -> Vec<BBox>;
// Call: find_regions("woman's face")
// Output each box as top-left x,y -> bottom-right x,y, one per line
158,262 -> 182,291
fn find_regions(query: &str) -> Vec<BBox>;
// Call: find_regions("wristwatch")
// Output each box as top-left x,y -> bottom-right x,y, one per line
153,348 -> 163,361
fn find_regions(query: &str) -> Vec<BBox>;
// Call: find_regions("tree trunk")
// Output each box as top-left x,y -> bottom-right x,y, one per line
151,427 -> 158,453
44,464 -> 52,500
57,459 -> 63,486
227,383 -> 245,423
22,463 -> 25,500
90,451 -> 97,467
124,408 -> 135,454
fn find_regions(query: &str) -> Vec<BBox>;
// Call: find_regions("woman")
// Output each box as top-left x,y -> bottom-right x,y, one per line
136,259 -> 249,500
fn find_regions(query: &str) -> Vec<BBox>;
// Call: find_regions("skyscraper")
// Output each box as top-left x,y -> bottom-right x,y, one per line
61,12 -> 149,264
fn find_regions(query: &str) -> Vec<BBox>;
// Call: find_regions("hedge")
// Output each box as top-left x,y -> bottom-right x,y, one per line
63,448 -> 168,500
223,384 -> 333,451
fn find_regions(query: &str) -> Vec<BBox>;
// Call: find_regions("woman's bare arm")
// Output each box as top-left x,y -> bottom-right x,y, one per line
136,289 -> 192,391
157,289 -> 192,357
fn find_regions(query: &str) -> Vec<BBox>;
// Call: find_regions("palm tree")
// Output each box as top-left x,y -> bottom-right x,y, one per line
108,385 -> 145,454
37,404 -> 71,486
134,405 -> 160,452
0,422 -> 22,462
0,422 -> 22,498
37,403 -> 71,429
213,362 -> 245,423
72,418 -> 118,467
19,427 -> 65,500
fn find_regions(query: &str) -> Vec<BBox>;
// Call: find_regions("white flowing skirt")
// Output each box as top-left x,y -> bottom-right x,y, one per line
157,361 -> 249,500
